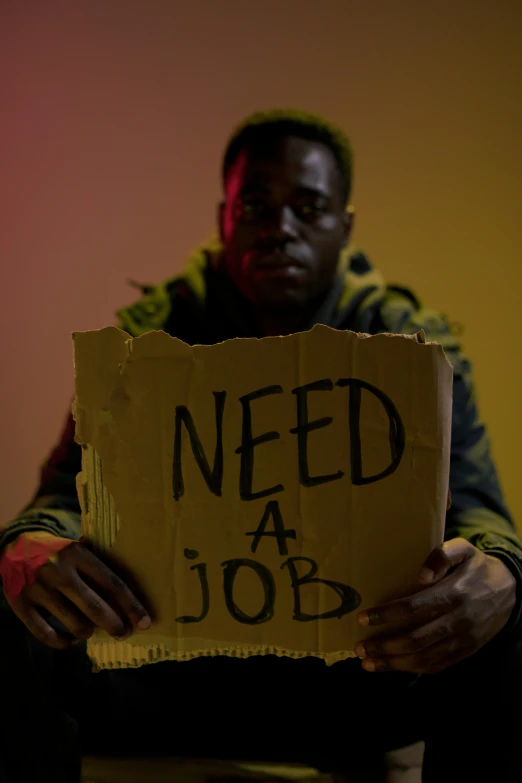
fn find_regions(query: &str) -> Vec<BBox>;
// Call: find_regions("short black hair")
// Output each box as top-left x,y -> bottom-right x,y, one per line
222,109 -> 353,205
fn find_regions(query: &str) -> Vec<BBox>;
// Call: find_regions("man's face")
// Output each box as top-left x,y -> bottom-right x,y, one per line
219,136 -> 352,315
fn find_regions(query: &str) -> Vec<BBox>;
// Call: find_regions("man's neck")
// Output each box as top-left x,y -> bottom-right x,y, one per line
252,272 -> 347,338
254,290 -> 332,337
256,312 -> 304,338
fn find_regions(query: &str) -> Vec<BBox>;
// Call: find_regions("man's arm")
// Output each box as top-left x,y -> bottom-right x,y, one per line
0,409 -> 82,550
379,293 -> 522,628
0,408 -> 152,646
351,302 -> 522,672
445,351 -> 522,627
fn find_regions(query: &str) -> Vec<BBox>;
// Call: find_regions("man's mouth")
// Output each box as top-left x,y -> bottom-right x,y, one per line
250,252 -> 306,282
251,251 -> 307,273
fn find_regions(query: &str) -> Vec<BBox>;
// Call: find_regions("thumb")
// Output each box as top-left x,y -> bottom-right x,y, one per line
417,537 -> 476,585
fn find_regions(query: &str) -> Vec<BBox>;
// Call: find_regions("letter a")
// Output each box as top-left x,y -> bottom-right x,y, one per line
245,500 -> 297,556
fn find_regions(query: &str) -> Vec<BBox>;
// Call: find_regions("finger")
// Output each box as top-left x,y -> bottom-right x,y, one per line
361,635 -> 469,675
8,597 -> 74,650
357,582 -> 453,627
30,583 -> 95,641
73,548 -> 151,630
35,548 -> 134,639
417,538 -> 476,585
60,575 -> 132,639
355,614 -> 451,659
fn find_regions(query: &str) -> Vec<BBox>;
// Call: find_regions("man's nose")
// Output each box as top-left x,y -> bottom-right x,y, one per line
262,205 -> 299,242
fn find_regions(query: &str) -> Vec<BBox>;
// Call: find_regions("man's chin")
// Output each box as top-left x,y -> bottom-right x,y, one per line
254,285 -> 307,312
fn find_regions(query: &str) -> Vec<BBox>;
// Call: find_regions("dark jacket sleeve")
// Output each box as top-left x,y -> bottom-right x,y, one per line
378,293 -> 522,628
0,409 -> 82,550
444,350 -> 522,627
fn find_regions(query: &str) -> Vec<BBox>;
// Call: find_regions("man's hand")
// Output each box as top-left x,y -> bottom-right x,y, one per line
354,538 -> 517,674
6,542 -> 151,650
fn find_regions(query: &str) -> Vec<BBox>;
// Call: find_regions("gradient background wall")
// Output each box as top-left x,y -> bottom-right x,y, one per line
1,1 -> 521,530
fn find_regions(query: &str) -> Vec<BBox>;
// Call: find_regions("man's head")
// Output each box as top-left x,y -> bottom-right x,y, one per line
218,110 -> 354,327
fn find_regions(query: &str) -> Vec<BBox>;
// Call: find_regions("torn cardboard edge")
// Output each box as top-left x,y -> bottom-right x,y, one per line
74,326 -> 451,669
87,639 -> 356,672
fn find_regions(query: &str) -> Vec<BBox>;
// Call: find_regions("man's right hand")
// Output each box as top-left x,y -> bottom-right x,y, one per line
6,542 -> 151,649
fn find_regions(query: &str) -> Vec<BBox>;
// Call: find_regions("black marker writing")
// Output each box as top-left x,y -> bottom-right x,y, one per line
336,378 -> 405,485
235,385 -> 284,501
221,558 -> 276,625
246,499 -> 296,556
175,549 -> 210,624
173,390 -> 226,500
281,556 -> 361,620
290,379 -> 344,487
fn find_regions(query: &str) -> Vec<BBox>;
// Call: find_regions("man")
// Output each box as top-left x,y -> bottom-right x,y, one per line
1,110 -> 521,783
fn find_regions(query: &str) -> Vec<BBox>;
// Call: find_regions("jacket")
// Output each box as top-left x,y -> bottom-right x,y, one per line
2,239 -> 521,626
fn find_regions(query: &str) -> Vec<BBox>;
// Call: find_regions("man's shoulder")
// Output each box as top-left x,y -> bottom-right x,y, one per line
341,251 -> 460,354
116,242 -> 212,338
364,280 -> 472,385
375,283 -> 461,353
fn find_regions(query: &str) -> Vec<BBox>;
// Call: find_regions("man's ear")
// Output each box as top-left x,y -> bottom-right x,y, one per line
218,202 -> 226,243
341,206 -> 355,248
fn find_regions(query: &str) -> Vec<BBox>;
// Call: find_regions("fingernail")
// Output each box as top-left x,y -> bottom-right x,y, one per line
359,610 -> 382,626
363,659 -> 386,673
418,567 -> 435,584
354,643 -> 366,659
357,611 -> 369,626
137,615 -> 151,630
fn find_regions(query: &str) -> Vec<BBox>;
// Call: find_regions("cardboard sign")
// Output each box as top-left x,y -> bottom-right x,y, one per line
73,325 -> 453,670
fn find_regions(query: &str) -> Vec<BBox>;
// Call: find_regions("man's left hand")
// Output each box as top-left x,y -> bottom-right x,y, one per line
354,538 -> 517,674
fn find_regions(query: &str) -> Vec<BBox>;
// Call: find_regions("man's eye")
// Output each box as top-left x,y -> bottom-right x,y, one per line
295,203 -> 325,219
236,201 -> 265,219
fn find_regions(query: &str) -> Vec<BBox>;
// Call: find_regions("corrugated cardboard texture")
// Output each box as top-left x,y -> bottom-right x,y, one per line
73,325 -> 453,670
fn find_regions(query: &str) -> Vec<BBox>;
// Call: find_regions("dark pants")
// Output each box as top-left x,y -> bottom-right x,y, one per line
1,603 -> 521,783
